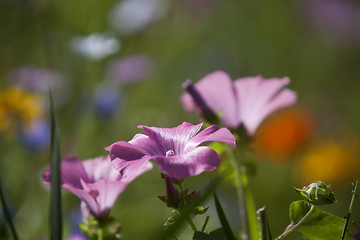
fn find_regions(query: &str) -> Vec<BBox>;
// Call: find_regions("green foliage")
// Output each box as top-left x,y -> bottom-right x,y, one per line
193,229 -> 227,240
149,174 -> 224,240
278,200 -> 354,240
213,192 -> 236,240
79,218 -> 121,240
49,91 -> 63,240
257,206 -> 272,240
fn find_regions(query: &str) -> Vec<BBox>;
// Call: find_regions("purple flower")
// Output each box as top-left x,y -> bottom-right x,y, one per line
8,66 -> 69,107
43,155 -> 152,221
93,84 -> 123,118
181,71 -> 297,135
109,0 -> 168,36
8,66 -> 65,93
105,122 -> 236,180
18,118 -> 50,151
105,55 -> 153,85
301,0 -> 360,43
66,233 -> 87,240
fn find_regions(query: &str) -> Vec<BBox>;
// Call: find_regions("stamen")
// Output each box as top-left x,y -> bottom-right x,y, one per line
166,150 -> 175,157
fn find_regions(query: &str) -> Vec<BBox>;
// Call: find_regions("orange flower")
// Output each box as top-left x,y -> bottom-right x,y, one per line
251,108 -> 315,162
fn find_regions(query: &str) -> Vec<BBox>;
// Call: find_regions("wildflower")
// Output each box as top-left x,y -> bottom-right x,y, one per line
70,33 -> 120,61
43,155 -> 152,221
0,87 -> 44,137
109,0 -> 168,35
251,108 -> 315,161
106,122 -> 236,180
18,118 -> 50,151
106,54 -> 153,85
181,71 -> 297,135
8,66 -> 65,93
66,233 -> 87,240
8,66 -> 69,107
301,0 -> 360,43
93,84 -> 123,118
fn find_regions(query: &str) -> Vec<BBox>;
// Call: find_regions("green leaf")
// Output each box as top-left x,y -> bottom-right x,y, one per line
49,90 -> 63,240
193,229 -> 227,240
257,206 -> 272,240
208,228 -> 227,240
213,191 -> 236,240
288,200 -> 354,240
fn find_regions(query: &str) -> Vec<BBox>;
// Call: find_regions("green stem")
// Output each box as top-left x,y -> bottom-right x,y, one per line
201,216 -> 210,232
341,181 -> 358,240
186,217 -> 197,233
257,206 -> 272,240
274,205 -> 315,240
230,147 -> 250,240
97,228 -> 103,240
177,209 -> 197,233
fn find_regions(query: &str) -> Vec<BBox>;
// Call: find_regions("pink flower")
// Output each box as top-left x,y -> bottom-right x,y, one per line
105,54 -> 153,85
43,155 -> 152,221
182,71 -> 297,135
106,122 -> 236,180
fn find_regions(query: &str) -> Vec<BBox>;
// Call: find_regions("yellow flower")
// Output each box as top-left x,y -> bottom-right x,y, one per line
0,87 -> 44,137
296,139 -> 360,188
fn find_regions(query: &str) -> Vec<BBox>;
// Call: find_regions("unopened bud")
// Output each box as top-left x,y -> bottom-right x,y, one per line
294,181 -> 336,205
165,176 -> 180,209
183,80 -> 218,124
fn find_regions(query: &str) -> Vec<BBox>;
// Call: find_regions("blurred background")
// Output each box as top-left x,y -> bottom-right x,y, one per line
1,0 -> 360,239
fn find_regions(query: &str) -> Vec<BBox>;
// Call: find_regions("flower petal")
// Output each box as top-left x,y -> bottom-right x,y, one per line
106,140 -> 146,160
82,156 -> 122,182
153,146 -> 220,180
186,125 -> 236,151
138,122 -> 203,155
86,180 -> 128,219
42,156 -> 91,188
234,76 -> 297,134
111,157 -> 153,182
181,71 -> 239,128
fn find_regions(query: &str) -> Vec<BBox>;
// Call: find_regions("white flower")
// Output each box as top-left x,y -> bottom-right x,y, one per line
70,33 -> 121,61
109,0 -> 168,35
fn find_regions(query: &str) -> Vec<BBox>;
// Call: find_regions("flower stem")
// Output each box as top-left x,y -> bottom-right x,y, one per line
186,217 -> 197,233
341,181 -> 358,240
230,148 -> 250,240
177,209 -> 197,233
97,228 -> 103,240
274,205 -> 315,240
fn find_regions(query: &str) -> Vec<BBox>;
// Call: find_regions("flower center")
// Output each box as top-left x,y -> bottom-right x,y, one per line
166,150 -> 175,157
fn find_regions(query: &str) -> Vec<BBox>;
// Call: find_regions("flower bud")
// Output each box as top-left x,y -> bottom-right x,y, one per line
294,181 -> 336,205
165,176 -> 180,209
183,80 -> 218,124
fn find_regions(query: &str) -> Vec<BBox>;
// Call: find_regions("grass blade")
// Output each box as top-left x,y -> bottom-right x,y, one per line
257,206 -> 272,240
49,90 -> 62,240
213,191 -> 236,240
0,178 -> 19,240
